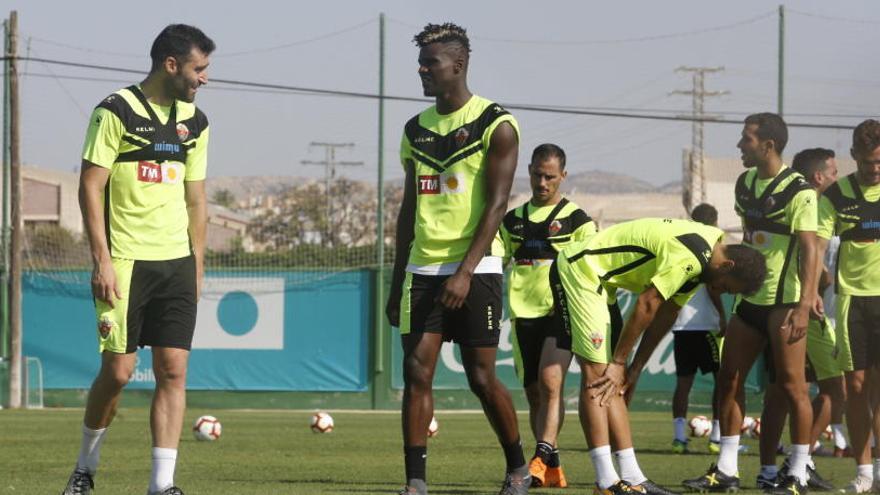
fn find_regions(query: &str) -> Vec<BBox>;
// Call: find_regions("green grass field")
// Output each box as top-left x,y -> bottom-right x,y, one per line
0,408 -> 858,494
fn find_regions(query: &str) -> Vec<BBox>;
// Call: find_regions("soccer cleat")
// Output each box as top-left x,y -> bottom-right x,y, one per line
682,464 -> 740,493
544,466 -> 568,488
528,456 -> 548,487
709,441 -> 720,454
757,473 -> 779,491
839,475 -> 872,494
61,468 -> 94,495
767,476 -> 807,495
498,472 -> 531,495
673,439 -> 689,454
805,464 -> 834,492
147,487 -> 184,495
594,480 -> 637,495
833,447 -> 852,458
631,479 -> 682,495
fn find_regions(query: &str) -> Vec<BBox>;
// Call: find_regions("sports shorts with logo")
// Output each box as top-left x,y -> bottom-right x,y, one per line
836,295 -> 880,372
673,331 -> 721,377
548,259 -> 612,364
399,272 -> 502,347
805,316 -> 842,381
511,315 -> 565,387
94,255 -> 197,353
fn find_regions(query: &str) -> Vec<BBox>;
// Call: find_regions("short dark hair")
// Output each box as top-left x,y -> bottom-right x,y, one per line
726,244 -> 767,296
744,112 -> 788,154
531,143 -> 566,170
690,203 -> 718,226
792,148 -> 835,180
413,22 -> 471,55
150,24 -> 215,72
852,119 -> 880,157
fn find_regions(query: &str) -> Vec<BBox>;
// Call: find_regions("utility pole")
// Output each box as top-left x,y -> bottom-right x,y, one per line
301,142 -> 363,246
778,4 -> 785,117
1,17 -> 10,376
671,66 -> 728,213
7,10 -> 21,409
373,12 -> 386,408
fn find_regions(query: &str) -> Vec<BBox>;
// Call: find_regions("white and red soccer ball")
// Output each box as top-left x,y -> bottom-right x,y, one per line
192,415 -> 222,441
689,415 -> 711,437
741,416 -> 757,437
428,416 -> 439,438
310,412 -> 335,433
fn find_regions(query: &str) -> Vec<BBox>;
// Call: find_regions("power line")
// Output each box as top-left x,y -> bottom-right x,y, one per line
24,19 -> 377,59
3,55 -> 860,130
388,11 -> 775,45
788,8 -> 880,25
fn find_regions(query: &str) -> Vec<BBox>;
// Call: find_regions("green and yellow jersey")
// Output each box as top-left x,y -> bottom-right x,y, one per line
400,95 -> 519,270
734,166 -> 816,305
558,218 -> 723,306
82,85 -> 209,261
818,173 -> 880,296
501,198 -> 596,318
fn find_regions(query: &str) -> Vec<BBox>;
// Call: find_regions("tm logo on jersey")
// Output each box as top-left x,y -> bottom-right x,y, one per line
138,161 -> 183,185
417,172 -> 466,195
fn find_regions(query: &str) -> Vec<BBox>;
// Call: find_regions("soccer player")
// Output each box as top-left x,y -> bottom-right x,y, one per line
668,204 -> 727,455
61,25 -> 213,495
385,23 -> 529,495
500,143 -> 596,487
683,113 -> 820,495
755,148 -> 842,492
553,217 -> 766,495
817,120 -> 880,493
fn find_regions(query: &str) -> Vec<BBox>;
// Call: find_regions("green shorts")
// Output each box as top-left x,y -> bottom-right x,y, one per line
806,316 -> 843,381
549,257 -> 613,364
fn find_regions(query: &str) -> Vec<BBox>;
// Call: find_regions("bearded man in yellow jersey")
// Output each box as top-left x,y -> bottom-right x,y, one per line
386,23 -> 529,495
500,144 -> 596,488
685,113 -> 820,495
62,25 -> 213,495
817,120 -> 880,493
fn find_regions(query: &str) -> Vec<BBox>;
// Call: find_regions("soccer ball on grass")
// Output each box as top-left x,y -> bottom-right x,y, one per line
192,415 -> 222,441
311,412 -> 335,433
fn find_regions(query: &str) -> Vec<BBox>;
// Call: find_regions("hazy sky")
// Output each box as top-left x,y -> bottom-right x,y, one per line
6,0 -> 879,186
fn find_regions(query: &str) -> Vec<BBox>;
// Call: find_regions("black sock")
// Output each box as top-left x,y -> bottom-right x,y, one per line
404,446 -> 427,482
503,437 -> 526,472
548,448 -> 561,468
534,441 -> 554,464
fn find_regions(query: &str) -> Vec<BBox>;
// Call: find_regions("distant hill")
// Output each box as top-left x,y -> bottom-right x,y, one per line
208,170 -> 680,201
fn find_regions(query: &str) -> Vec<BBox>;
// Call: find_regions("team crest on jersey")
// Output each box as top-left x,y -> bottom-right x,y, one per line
176,123 -> 190,142
764,196 -> 776,210
548,220 -> 562,236
589,332 -> 604,348
454,127 -> 469,147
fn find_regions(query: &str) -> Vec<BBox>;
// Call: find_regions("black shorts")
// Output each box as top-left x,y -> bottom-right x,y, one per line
512,315 -> 565,387
839,295 -> 880,371
736,300 -> 795,385
399,272 -> 502,347
95,255 -> 197,354
673,331 -> 720,376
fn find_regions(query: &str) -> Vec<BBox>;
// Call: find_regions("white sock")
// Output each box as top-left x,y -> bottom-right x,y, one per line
761,465 -> 779,479
149,448 -> 177,493
673,417 -> 687,442
717,435 -> 740,477
590,445 -> 619,490
812,440 -> 822,452
710,419 -> 721,442
788,444 -> 810,484
615,448 -> 648,485
873,459 -> 880,482
857,464 -> 873,480
76,424 -> 108,475
832,424 -> 848,449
